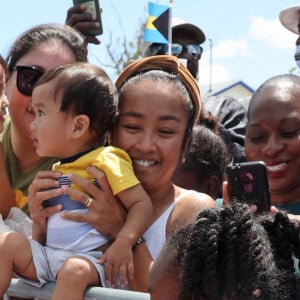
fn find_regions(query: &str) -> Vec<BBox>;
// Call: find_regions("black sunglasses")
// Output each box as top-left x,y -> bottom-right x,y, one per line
12,65 -> 43,96
147,43 -> 203,60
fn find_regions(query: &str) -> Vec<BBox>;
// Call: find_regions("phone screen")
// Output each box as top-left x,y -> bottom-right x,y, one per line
226,161 -> 271,212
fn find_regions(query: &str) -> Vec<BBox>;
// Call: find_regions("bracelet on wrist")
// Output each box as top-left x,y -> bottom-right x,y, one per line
133,236 -> 145,250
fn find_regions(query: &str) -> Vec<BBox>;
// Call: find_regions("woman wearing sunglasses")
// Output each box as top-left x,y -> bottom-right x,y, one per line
0,24 -> 87,218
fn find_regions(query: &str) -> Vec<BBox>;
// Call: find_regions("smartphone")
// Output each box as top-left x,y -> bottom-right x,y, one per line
226,161 -> 271,213
73,0 -> 103,36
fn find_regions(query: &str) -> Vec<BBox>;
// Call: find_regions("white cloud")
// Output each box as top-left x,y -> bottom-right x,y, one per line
212,39 -> 251,59
197,16 -> 297,88
199,54 -> 233,86
249,16 -> 295,49
197,16 -> 296,88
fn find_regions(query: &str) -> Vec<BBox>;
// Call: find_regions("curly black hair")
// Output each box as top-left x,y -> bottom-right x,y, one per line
163,203 -> 300,300
174,124 -> 230,198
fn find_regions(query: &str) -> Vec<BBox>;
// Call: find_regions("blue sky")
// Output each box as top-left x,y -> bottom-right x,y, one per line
0,0 -> 298,92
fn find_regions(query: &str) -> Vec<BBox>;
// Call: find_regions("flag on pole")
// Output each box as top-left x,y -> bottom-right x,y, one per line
143,2 -> 170,44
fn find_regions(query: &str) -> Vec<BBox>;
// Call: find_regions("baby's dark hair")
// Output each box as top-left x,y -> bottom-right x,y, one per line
34,62 -> 118,144
169,202 -> 300,300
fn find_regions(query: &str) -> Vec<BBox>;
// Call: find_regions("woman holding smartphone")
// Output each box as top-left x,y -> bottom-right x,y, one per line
245,74 -> 300,215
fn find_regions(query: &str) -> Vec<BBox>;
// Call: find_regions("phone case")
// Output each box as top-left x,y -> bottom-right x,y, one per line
226,161 -> 271,212
73,0 -> 103,36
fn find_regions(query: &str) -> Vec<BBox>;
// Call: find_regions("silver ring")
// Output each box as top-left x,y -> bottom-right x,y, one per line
84,196 -> 93,208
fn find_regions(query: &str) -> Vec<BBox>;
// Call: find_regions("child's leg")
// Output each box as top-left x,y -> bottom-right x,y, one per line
0,232 -> 37,297
52,255 -> 100,300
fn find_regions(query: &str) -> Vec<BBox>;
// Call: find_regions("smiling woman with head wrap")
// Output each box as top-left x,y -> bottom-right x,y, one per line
26,54 -> 215,293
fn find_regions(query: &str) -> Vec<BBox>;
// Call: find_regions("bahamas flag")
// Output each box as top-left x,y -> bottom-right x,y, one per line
143,2 -> 170,44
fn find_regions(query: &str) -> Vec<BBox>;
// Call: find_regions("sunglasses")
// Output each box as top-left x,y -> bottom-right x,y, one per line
148,43 -> 203,60
12,65 -> 43,96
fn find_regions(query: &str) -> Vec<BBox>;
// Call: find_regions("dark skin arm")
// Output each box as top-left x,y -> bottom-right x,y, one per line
65,3 -> 101,45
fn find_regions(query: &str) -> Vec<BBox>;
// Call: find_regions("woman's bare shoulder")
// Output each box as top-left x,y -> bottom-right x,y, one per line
167,187 -> 216,236
177,187 -> 215,207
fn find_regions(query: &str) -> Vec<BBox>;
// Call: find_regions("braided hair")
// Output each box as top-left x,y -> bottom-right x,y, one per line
176,203 -> 299,300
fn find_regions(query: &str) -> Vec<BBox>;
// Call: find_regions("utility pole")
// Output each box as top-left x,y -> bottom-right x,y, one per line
208,38 -> 213,93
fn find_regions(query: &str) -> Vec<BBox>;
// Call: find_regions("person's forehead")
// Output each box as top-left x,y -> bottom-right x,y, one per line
33,78 -> 61,102
121,80 -> 187,115
254,81 -> 299,103
16,41 -> 77,72
249,88 -> 300,123
123,77 -> 181,97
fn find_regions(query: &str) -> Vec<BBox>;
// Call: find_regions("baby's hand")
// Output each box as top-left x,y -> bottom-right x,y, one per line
98,239 -> 134,288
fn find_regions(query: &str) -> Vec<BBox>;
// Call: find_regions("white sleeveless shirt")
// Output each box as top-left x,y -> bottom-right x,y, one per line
143,191 -> 193,260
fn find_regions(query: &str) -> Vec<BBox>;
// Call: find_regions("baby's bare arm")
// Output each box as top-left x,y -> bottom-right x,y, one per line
99,238 -> 133,288
98,184 -> 152,287
115,184 -> 152,247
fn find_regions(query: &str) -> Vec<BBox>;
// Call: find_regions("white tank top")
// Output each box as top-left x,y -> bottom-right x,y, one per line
143,190 -> 193,260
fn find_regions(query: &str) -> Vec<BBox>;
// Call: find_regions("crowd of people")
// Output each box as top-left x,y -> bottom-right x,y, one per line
0,2 -> 300,300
